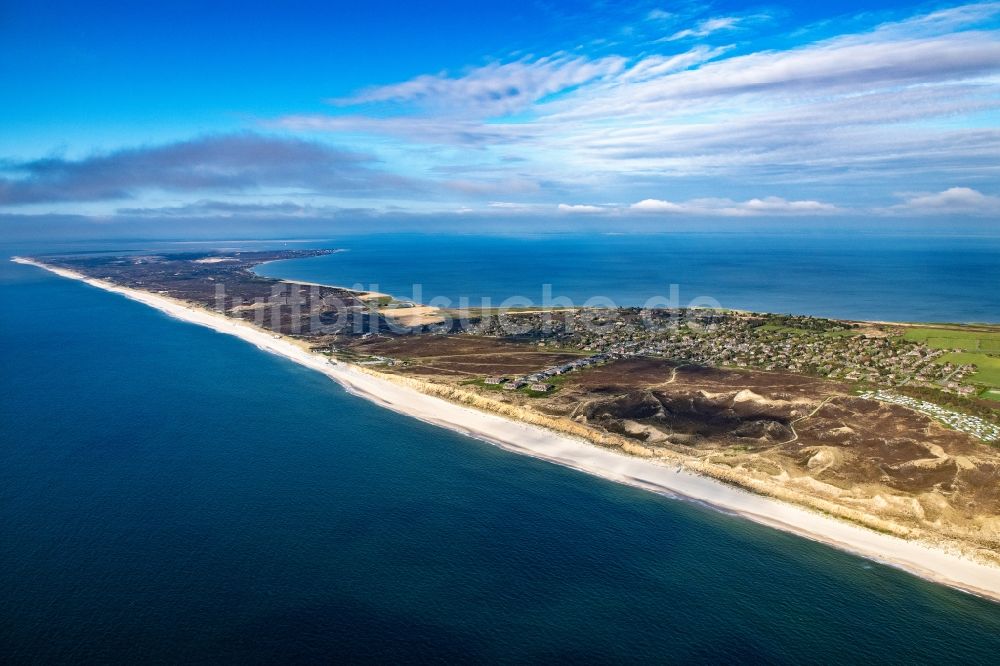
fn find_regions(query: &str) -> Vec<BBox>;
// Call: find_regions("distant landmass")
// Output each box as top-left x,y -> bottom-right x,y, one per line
14,249 -> 1000,602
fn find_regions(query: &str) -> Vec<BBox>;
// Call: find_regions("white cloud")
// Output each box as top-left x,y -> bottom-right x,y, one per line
557,203 -> 608,213
743,197 -> 839,213
884,187 -> 1000,215
549,33 -> 1000,123
328,55 -> 626,117
646,9 -> 674,22
630,196 -> 838,216
617,45 -> 730,82
665,16 -> 740,42
631,198 -> 685,213
872,2 -> 1000,38
274,3 -> 1000,209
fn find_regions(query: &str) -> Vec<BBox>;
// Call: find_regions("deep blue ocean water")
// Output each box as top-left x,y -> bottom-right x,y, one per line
256,232 -> 1000,323
3,234 -> 1000,662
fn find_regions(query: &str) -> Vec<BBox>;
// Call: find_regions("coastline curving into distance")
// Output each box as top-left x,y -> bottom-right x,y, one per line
12,255 -> 1000,604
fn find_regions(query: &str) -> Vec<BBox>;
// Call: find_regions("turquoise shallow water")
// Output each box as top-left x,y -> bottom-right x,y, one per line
2,237 -> 1000,662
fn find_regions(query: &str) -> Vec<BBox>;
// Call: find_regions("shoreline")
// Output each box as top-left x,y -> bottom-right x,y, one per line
278,278 -> 391,301
257,257 -> 1000,326
254,257 -> 391,301
13,255 -> 1000,604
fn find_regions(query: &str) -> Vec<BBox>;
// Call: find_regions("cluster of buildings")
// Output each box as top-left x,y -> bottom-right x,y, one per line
858,390 -> 999,442
467,308 -> 998,433
484,376 -> 553,393
649,325 -> 972,390
469,308 -> 980,396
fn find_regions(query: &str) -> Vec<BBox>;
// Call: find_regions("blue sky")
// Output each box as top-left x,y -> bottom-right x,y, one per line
2,0 -> 999,234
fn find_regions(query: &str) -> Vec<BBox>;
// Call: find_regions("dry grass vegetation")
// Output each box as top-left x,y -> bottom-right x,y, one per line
347,335 -> 584,377
375,355 -> 1000,560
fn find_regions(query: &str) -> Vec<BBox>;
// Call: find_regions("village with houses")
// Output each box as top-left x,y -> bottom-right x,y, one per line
450,306 -> 1000,439
466,307 -> 982,394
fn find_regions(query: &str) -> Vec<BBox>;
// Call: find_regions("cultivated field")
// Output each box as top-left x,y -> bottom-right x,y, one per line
901,325 -> 1000,396
902,326 -> 1000,352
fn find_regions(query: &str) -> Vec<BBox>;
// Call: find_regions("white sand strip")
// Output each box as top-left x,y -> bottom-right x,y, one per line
276,278 -> 391,301
14,256 -> 1000,603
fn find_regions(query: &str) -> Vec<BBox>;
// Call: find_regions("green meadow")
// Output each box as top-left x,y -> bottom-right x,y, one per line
902,327 -> 1000,352
900,326 -> 1000,397
935,351 -> 1000,391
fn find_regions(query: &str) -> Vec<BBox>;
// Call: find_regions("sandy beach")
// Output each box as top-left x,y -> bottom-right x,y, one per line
255,255 -> 390,302
14,256 -> 1000,604
274,279 -> 444,326
276,278 -> 391,302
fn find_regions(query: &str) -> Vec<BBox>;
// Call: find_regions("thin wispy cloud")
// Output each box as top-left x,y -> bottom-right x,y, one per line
645,9 -> 675,23
115,200 -> 353,218
4,2 -> 999,221
269,2 -> 1000,215
328,55 -> 627,117
664,16 -> 741,42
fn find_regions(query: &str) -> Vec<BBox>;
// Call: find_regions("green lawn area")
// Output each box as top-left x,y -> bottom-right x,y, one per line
903,326 -> 1000,395
936,351 -> 1000,388
903,327 -> 1000,352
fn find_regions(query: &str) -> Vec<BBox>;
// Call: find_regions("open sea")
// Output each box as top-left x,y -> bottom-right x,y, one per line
254,231 -> 1000,323
2,232 -> 1000,662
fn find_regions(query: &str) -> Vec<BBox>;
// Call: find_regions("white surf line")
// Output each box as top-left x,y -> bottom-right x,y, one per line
13,256 -> 1000,604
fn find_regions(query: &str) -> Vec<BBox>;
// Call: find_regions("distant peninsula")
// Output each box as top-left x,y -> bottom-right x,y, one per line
13,249 -> 1000,603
